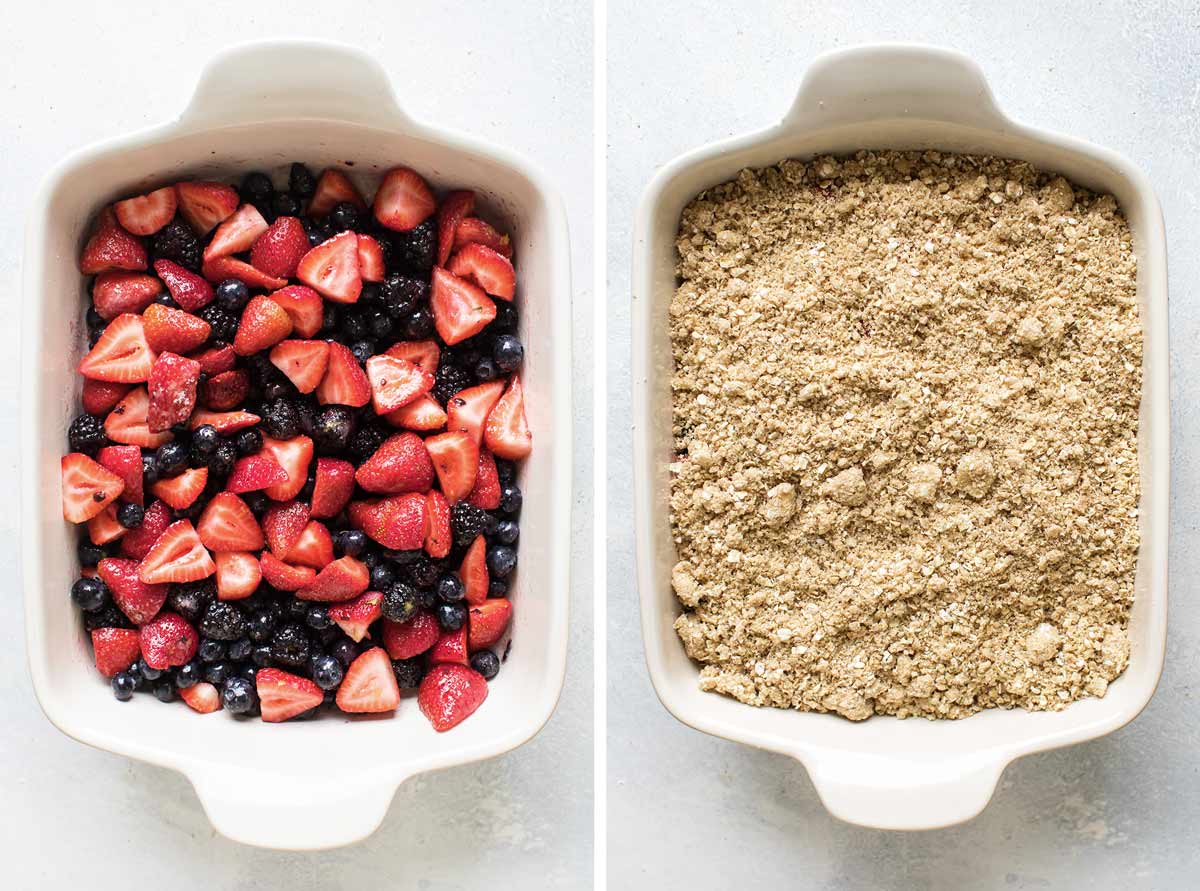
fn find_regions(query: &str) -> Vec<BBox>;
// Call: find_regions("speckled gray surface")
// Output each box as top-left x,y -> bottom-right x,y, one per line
608,1 -> 1198,887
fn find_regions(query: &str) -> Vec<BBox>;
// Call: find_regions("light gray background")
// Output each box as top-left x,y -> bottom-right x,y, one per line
0,1 -> 592,888
608,1 -> 1198,888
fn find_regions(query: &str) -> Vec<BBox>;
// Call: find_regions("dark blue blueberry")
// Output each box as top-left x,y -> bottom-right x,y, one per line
499,483 -> 522,515
381,583 -> 419,623
86,306 -> 106,333
154,681 -> 177,703
137,659 -> 162,682
244,492 -> 269,516
84,604 -> 130,631
154,292 -> 178,308
334,529 -> 367,558
222,676 -> 258,714
369,562 -> 395,591
321,304 -> 339,333
495,459 -> 517,485
116,502 -> 144,529
435,602 -> 467,632
359,281 -> 382,306
235,428 -> 263,456
208,440 -> 238,479
488,579 -> 509,598
331,638 -> 358,667
242,171 -> 274,205
349,340 -> 374,364
239,663 -> 259,683
368,311 -> 394,341
228,637 -> 253,661
251,643 -> 274,667
203,660 -> 234,685
288,163 -> 316,198
272,191 -> 301,217
141,453 -> 160,486
436,573 -> 465,604
71,576 -> 108,612
154,441 -> 188,476
492,335 -> 524,373
285,597 -> 310,620
490,302 -> 518,333
341,310 -> 369,340
403,307 -> 435,339
174,659 -> 203,688
386,548 -> 424,565
493,519 -> 519,545
215,279 -> 250,312
77,541 -> 106,568
474,356 -> 498,382
328,201 -> 360,233
391,658 -> 425,688
470,649 -> 500,680
191,424 -> 219,456
111,672 -> 137,701
305,606 -> 333,631
247,610 -> 277,644
311,654 -> 344,690
198,639 -> 226,663
486,545 -> 517,578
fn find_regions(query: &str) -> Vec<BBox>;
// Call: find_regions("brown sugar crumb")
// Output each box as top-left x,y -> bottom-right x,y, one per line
668,150 -> 1141,721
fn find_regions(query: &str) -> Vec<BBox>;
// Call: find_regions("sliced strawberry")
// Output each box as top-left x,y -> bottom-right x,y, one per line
418,663 -> 488,731
308,168 -> 366,217
142,303 -> 210,354
139,611 -> 199,669
87,504 -> 126,545
190,409 -> 260,435
150,467 -> 207,510
385,339 -> 440,374
269,339 -> 330,394
429,626 -> 469,666
98,557 -> 167,624
424,430 -> 479,503
214,550 -> 262,601
445,380 -> 504,445
175,181 -> 238,234
296,231 -> 362,303
180,681 -> 222,713
92,271 -> 162,320
468,598 -> 512,650
204,203 -> 269,261
448,242 -> 516,301
114,187 -> 177,236
138,520 -> 215,585
226,454 -> 288,493
316,342 -> 370,407
79,313 -> 156,383
268,285 -> 324,337
197,492 -> 264,552
285,521 -> 334,569
250,215 -> 310,278
233,294 -> 293,356
373,167 -> 436,232
80,207 -> 147,274
436,189 -> 475,266
356,432 -> 435,494
190,344 -> 236,375
349,493 -> 427,551
259,434 -> 314,501
430,267 -> 496,345
467,449 -> 501,510
257,668 -> 323,722
120,500 -> 171,560
424,490 -> 451,558
366,355 -> 434,414
335,647 -> 400,713
485,374 -> 532,460
97,444 -> 143,506
201,256 -> 288,290
311,457 -> 356,519
153,259 -> 214,311
91,627 -> 142,677
461,534 -> 489,605
82,379 -> 132,416
296,555 -> 370,602
146,352 -> 200,432
104,387 -> 172,448
454,216 -> 513,258
259,551 -> 318,592
201,369 -> 250,410
382,611 -> 440,660
327,591 -> 383,642
356,234 -> 385,282
386,394 -> 448,432
262,500 -> 310,556
61,453 -> 124,523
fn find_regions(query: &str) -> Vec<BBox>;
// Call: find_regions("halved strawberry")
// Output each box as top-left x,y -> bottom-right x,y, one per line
335,647 -> 400,713
447,242 -> 516,301
80,207 -> 147,274
201,256 -> 288,290
92,271 -> 162,320
104,387 -> 172,448
468,598 -> 512,650
418,663 -> 488,731
308,168 -> 366,217
138,520 -> 215,584
226,454 -> 288,493
79,313 -> 156,383
382,611 -> 440,660
436,189 -> 475,266
445,381 -> 504,444
349,493 -> 427,551
142,303 -> 210,353
175,181 -> 238,234
429,626 -> 469,666
87,503 -> 126,545
262,500 -> 310,556
190,344 -> 236,375
357,234 -> 385,282
97,444 -> 143,505
268,285 -> 324,337
214,550 -> 262,601
197,492 -> 264,551
91,627 -> 142,677
201,369 -> 250,410
259,551 -> 318,592
327,591 -> 383,642
384,339 -> 440,375
180,681 -> 222,713
114,187 -> 177,236
82,379 -> 132,416
269,340 -> 330,394
356,432 -> 435,494
386,394 -> 448,432
454,216 -> 513,258
139,611 -> 199,669
366,355 -> 434,414
257,668 -> 323,722
150,466 -> 208,510
233,294 -> 293,356
120,500 -> 171,560
296,231 -> 362,303
204,203 -> 269,261
61,453 -> 124,523
373,167 -> 436,232
424,430 -> 479,503
485,374 -> 532,460
153,259 -> 214,311
429,267 -> 497,345
468,449 -> 501,510
424,490 -> 451,558
316,342 -> 370,407
98,557 -> 167,624
190,409 -> 260,435
296,555 -> 369,602
285,521 -> 334,569
311,457 -> 356,519
461,534 -> 489,605
258,434 -> 314,501
250,215 -> 310,278
146,352 -> 200,432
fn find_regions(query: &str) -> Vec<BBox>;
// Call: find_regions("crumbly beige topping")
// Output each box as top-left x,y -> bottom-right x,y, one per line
669,151 -> 1141,721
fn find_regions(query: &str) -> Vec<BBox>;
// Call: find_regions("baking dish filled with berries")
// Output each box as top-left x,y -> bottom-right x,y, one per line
22,40 -> 571,850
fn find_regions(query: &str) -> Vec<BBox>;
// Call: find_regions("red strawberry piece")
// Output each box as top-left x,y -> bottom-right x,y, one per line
468,449 -> 501,510
232,293 -> 292,356
258,434 -> 314,501
98,557 -> 167,624
268,285 -> 324,337
203,203 -> 269,261
114,187 -> 178,236
311,457 -> 356,519
104,387 -> 172,448
91,627 -> 141,677
92,271 -> 162,320
356,234 -> 385,282
146,351 -> 200,432
153,259 -> 214,311
296,231 -> 362,304
335,647 -> 400,714
250,215 -> 310,278
214,550 -> 262,601
373,167 -> 436,232
349,493 -> 427,551
269,339 -> 330,394
424,490 -> 451,558
259,551 -> 318,592
142,303 -> 211,354
454,216 -> 513,259
430,267 -> 497,345
355,432 -> 435,494
308,168 -> 366,217
385,339 -> 440,375
296,555 -> 370,602
485,374 -> 533,460
201,368 -> 250,410
152,468 -> 211,514
140,611 -> 199,669
436,189 -> 475,267
285,521 -> 334,569
424,430 -> 479,503
180,681 -> 222,713
461,534 -> 489,605
201,256 -> 288,290
257,668 -> 323,722
445,379 -> 504,445
79,313 -> 156,383
327,591 -> 383,642
366,354 -> 434,414
197,492 -> 264,552
468,598 -> 512,650
87,504 -> 126,545
79,207 -> 147,274
174,181 -> 238,234
61,453 -> 124,523
418,663 -> 488,731
190,409 -> 260,435
82,379 -> 132,416
137,520 -> 216,585
97,444 -> 143,505
316,342 -> 370,407
382,611 -> 440,660
190,343 -> 236,375
120,500 -> 171,560
262,500 -> 310,556
225,454 -> 288,494
447,242 -> 516,301
386,394 -> 448,432
429,626 -> 469,666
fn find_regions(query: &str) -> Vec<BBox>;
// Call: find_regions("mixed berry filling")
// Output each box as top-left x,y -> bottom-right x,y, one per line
62,162 -> 530,730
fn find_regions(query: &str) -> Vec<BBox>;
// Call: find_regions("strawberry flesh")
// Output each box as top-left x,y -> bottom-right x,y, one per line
418,664 -> 488,731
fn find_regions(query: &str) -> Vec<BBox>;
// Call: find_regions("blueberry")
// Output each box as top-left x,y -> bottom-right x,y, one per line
111,672 -> 137,701
239,663 -> 259,683
204,660 -> 234,685
215,279 -> 250,312
474,356 -> 498,382
349,340 -> 375,364
137,659 -> 163,682
321,304 -> 339,334
331,638 -> 358,667
242,171 -> 274,204
403,307 -> 435,339
311,654 -> 345,690
392,658 -> 425,688
70,577 -> 108,612
435,602 -> 467,631
174,659 -> 203,688
154,441 -> 188,476
381,582 -> 419,623
251,643 -> 274,667
244,492 -> 269,516
168,580 -> 215,623
495,459 -> 517,485
368,311 -> 394,341
285,597 -> 310,620
328,201 -> 360,233
341,309 -> 369,340
470,649 -> 500,680
305,606 -> 333,631
436,574 -> 465,604
199,601 -> 245,641
227,638 -> 252,661
386,548 -> 424,565
222,676 -> 258,714
270,623 -> 311,670
67,414 -> 107,454
487,545 -> 518,578
493,519 -> 519,545
84,604 -> 130,631
304,218 -> 327,247
492,335 -> 524,373
114,502 -> 143,530
153,681 -> 178,702
235,428 -> 263,456
77,541 -> 106,568
488,579 -> 509,598
247,610 -> 277,643
490,302 -> 518,334
141,453 -> 160,486
191,424 -> 219,456
299,468 -> 317,501
334,529 -> 367,558
198,639 -> 226,663
499,483 -> 523,515
370,563 -> 395,591
85,306 -> 106,333
312,406 -> 355,453
263,398 -> 300,440
273,192 -> 301,217
289,163 -> 316,198
208,440 -> 238,479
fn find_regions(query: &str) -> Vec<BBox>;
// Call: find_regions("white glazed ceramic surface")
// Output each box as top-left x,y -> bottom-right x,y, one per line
22,41 -> 572,850
632,44 -> 1168,831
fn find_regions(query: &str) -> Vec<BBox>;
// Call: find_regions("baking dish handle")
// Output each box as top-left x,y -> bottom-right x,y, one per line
179,40 -> 411,129
783,44 -> 1010,131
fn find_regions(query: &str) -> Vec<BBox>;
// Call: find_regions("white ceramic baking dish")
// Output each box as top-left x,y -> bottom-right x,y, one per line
21,40 -> 572,850
632,44 -> 1168,831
